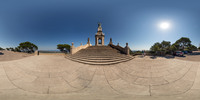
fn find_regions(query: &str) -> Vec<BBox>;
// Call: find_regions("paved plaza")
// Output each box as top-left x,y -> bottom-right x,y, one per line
0,55 -> 200,100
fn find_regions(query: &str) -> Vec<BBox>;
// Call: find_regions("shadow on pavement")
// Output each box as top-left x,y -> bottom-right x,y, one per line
0,52 -> 4,55
149,55 -> 175,59
165,55 -> 175,59
150,56 -> 157,59
189,52 -> 200,55
175,55 -> 186,57
139,55 -> 145,58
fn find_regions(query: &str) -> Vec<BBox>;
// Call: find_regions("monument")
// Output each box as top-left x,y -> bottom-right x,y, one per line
70,23 -> 130,57
95,23 -> 105,46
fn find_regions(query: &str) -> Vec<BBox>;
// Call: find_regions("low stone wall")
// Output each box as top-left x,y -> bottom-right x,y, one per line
70,43 -> 92,54
35,50 -> 66,56
37,53 -> 65,56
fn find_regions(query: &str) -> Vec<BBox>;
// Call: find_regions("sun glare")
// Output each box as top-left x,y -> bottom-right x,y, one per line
160,22 -> 170,30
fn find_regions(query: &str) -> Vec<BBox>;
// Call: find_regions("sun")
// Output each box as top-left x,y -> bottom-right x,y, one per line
160,22 -> 170,30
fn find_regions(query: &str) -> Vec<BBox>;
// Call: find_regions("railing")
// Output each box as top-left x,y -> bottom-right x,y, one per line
108,43 -> 130,55
70,43 -> 92,54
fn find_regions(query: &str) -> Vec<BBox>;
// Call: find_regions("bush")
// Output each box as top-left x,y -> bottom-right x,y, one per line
10,47 -> 15,51
131,51 -> 142,56
0,47 -> 4,50
14,47 -> 21,52
6,48 -> 10,51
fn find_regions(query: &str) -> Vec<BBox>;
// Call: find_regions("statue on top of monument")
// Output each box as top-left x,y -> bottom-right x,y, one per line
97,22 -> 102,32
98,22 -> 101,27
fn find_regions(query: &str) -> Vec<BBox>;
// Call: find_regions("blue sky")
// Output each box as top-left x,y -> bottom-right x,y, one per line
0,0 -> 200,50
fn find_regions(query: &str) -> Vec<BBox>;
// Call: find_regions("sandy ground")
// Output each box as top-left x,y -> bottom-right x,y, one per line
0,50 -> 34,61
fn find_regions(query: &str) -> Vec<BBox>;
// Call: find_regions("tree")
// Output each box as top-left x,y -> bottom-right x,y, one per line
175,37 -> 191,50
10,47 -> 15,51
198,47 -> 200,50
161,41 -> 171,51
18,41 -> 38,53
57,44 -> 71,52
150,42 -> 161,52
14,47 -> 21,52
170,43 -> 179,52
150,37 -> 197,55
150,41 -> 171,51
186,44 -> 198,51
150,41 -> 171,55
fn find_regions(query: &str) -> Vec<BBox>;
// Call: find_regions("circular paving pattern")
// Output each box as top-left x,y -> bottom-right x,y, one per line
0,55 -> 200,96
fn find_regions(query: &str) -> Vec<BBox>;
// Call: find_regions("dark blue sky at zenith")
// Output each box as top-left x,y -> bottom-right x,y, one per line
0,0 -> 200,50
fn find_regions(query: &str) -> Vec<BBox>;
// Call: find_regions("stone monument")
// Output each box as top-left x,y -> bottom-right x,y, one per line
95,23 -> 105,46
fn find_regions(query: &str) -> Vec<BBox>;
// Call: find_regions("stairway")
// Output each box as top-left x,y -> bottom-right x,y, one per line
65,46 -> 134,65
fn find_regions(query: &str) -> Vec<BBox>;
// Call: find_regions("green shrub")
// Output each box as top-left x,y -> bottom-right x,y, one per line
0,47 -> 4,50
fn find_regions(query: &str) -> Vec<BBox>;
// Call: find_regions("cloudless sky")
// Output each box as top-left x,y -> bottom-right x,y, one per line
0,0 -> 200,50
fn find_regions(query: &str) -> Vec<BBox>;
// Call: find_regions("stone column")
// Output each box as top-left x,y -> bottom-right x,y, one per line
125,43 -> 130,55
87,38 -> 90,44
70,42 -> 74,54
109,38 -> 113,44
102,36 -> 105,45
95,36 -> 98,46
35,50 -> 39,56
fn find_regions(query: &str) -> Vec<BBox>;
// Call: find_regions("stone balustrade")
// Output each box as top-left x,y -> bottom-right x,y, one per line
109,42 -> 130,55
70,38 -> 92,54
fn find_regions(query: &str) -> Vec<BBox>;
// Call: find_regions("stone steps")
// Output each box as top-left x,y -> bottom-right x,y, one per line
65,56 -> 133,65
65,46 -> 134,65
66,55 -> 133,62
68,56 -> 130,60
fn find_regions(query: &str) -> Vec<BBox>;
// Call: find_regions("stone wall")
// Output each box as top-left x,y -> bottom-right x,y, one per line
37,53 -> 65,56
108,43 -> 130,55
35,50 -> 66,56
70,43 -> 92,54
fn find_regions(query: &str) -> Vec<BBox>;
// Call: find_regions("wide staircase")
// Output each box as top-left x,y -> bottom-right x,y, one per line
65,46 -> 134,65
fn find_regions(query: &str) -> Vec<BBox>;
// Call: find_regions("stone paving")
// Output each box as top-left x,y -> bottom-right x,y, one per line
0,55 -> 200,100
